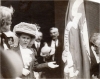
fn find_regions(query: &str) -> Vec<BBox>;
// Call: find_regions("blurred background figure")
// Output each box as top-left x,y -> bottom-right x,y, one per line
90,33 -> 100,79
0,48 -> 23,78
1,31 -> 15,49
0,6 -> 14,49
0,6 -> 13,33
31,31 -> 44,79
0,6 -> 23,79
32,31 -> 44,63
35,24 -> 41,31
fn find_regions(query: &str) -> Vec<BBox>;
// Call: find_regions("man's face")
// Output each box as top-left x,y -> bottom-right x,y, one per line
36,32 -> 43,42
19,34 -> 32,48
1,16 -> 12,32
50,29 -> 59,40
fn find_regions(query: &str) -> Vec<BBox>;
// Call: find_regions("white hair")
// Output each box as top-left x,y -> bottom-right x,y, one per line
0,6 -> 14,20
50,27 -> 59,32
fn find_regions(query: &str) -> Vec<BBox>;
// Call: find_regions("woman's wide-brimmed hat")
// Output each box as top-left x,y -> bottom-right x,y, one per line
13,22 -> 38,38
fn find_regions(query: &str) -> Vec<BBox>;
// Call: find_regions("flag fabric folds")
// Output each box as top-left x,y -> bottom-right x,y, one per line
62,0 -> 90,79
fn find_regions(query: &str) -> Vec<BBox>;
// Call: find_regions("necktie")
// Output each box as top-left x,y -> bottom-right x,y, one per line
53,41 -> 56,61
37,43 -> 39,51
55,41 -> 56,48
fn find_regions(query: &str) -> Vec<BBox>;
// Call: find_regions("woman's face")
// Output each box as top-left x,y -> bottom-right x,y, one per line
19,34 -> 31,48
94,46 -> 100,54
8,37 -> 14,46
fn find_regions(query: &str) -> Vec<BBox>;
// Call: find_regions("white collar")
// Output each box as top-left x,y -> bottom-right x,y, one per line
19,45 -> 33,54
35,41 -> 40,48
51,39 -> 58,47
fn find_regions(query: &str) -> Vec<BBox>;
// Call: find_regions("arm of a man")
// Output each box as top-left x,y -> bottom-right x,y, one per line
33,61 -> 59,72
33,62 -> 48,72
31,48 -> 59,72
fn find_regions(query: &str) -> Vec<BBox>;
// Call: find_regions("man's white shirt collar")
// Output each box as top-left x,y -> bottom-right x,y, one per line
35,41 -> 41,48
51,39 -> 58,47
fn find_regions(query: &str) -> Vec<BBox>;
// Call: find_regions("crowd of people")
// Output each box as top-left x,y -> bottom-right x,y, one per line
0,6 -> 100,79
0,6 -> 63,79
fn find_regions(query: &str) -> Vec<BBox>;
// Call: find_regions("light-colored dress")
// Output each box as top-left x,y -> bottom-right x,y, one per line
13,45 -> 36,79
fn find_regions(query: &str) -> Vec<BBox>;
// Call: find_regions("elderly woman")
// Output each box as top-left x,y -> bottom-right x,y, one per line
0,6 -> 13,33
0,6 -> 23,79
13,22 -> 59,79
90,33 -> 100,79
0,6 -> 14,49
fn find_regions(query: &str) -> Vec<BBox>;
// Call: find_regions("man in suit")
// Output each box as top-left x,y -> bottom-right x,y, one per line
0,6 -> 17,50
41,27 -> 63,78
32,31 -> 44,63
31,31 -> 44,79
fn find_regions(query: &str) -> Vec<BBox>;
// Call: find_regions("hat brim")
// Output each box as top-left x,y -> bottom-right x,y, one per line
16,31 -> 35,38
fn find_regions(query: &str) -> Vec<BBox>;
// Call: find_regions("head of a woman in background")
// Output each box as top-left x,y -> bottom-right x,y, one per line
13,22 -> 37,48
0,6 -> 14,33
90,33 -> 100,55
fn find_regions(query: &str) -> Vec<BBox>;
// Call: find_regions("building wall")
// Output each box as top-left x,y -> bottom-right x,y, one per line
99,5 -> 100,32
54,1 -> 68,43
85,1 -> 100,38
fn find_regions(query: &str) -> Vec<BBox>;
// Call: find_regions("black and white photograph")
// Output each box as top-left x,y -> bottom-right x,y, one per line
0,0 -> 100,79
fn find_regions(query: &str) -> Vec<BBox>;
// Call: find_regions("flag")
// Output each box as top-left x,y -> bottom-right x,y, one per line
62,0 -> 90,79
